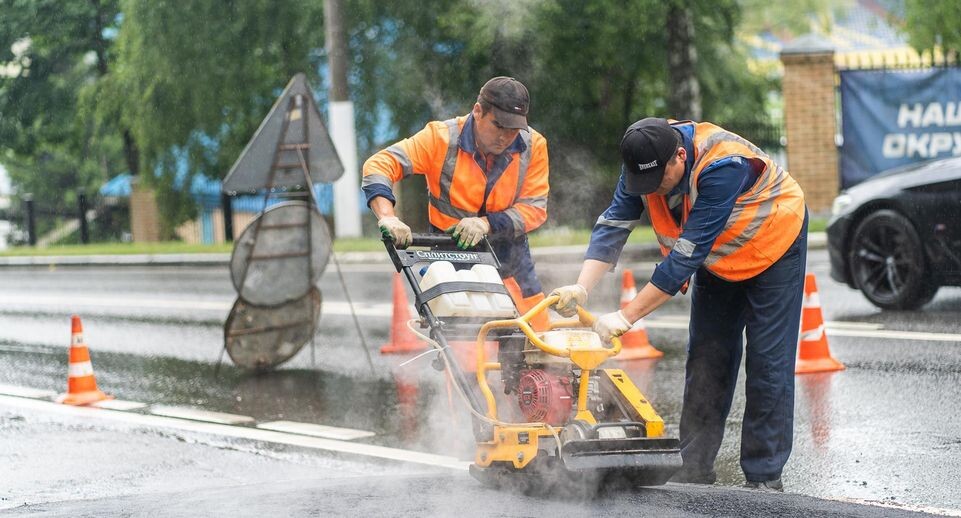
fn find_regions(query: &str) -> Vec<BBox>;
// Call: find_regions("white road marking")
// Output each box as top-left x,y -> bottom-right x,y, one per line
150,405 -> 255,425
257,420 -> 376,441
0,294 -> 957,342
822,321 -> 883,330
92,399 -> 148,411
643,318 -> 961,343
0,394 -> 468,471
321,302 -> 394,317
825,327 -> 961,343
830,496 -> 961,517
0,344 -> 60,355
0,294 -> 232,311
0,294 -> 393,317
0,384 -> 56,399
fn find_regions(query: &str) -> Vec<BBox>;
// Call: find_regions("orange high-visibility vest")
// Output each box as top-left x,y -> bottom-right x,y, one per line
362,115 -> 549,236
646,121 -> 805,281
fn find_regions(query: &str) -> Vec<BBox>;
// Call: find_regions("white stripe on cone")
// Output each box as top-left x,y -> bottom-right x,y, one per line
72,335 -> 85,345
803,292 -> 821,309
800,325 -> 825,342
67,361 -> 94,378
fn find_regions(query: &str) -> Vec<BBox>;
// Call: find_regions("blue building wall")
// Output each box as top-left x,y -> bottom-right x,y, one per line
100,173 -> 336,244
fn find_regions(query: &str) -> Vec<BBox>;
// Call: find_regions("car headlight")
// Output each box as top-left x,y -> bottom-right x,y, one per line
831,194 -> 853,217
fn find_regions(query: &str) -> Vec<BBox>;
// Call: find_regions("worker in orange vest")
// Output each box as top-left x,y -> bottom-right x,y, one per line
363,77 -> 550,329
552,118 -> 808,491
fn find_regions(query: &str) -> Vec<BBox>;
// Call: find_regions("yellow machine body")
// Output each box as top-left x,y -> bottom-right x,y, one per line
475,368 -> 668,468
471,296 -> 672,471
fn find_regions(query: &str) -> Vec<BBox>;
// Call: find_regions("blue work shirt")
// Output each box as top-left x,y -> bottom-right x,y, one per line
585,124 -> 756,295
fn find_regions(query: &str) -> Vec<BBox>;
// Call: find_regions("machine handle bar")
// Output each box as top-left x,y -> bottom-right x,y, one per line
408,233 -> 459,247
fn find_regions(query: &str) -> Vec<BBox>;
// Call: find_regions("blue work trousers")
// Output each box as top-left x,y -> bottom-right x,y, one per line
679,214 -> 808,483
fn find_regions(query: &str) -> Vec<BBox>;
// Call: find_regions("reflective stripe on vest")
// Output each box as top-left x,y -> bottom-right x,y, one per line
646,121 -> 804,281
427,118 -> 533,224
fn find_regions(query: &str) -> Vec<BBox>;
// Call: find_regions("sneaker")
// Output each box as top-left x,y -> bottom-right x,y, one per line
744,478 -> 783,492
670,469 -> 717,485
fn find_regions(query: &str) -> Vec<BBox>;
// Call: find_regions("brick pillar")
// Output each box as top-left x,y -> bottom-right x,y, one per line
781,40 -> 838,214
130,177 -> 161,242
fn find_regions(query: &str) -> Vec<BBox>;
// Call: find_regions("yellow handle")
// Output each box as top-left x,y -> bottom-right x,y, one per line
519,295 -> 622,355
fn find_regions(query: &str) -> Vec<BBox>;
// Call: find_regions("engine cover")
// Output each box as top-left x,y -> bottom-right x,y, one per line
517,369 -> 573,426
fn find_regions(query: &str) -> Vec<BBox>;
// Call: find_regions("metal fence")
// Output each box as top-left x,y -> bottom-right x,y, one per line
5,182 -> 337,247
723,119 -> 785,153
5,192 -> 129,247
835,48 -> 959,72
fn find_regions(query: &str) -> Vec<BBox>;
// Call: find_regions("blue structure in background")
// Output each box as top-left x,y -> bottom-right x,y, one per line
99,173 -> 335,244
840,68 -> 961,188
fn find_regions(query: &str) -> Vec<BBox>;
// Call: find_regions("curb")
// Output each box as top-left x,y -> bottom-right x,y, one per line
0,233 -> 826,268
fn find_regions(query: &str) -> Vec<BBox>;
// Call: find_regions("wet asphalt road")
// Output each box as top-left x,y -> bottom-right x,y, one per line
6,469 -> 940,518
1,250 -> 961,515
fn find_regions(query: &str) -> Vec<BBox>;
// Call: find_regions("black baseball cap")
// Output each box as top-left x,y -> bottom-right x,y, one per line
620,118 -> 682,195
478,76 -> 530,129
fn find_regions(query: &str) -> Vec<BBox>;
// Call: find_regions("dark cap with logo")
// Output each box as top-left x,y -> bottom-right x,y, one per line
479,76 -> 530,130
620,118 -> 682,195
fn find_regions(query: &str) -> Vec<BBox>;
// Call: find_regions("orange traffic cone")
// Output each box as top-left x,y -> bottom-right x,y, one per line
392,371 -> 421,441
57,315 -> 112,406
616,270 -> 663,360
796,273 -> 845,374
380,273 -> 428,354
448,339 -> 499,374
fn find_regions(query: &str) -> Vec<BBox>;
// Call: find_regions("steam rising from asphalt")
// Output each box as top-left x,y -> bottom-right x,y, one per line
466,0 -> 545,41
389,348 -> 623,501
542,146 -> 620,230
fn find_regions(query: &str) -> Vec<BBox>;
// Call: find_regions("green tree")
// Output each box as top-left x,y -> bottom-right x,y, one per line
342,0 -> 539,226
105,0 -> 327,236
3,0 -> 788,236
342,0 -> 772,227
903,0 -> 961,55
0,0 -> 126,220
737,0 -> 850,37
525,0 -> 760,225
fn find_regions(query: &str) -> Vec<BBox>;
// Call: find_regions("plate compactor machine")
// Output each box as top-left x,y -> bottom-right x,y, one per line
384,234 -> 682,492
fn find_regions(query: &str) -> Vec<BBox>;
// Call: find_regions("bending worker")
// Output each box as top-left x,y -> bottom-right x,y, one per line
362,76 -> 551,329
552,118 -> 807,491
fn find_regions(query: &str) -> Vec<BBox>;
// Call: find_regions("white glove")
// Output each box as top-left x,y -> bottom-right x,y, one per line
593,310 -> 633,344
378,216 -> 412,248
447,217 -> 490,249
549,284 -> 588,317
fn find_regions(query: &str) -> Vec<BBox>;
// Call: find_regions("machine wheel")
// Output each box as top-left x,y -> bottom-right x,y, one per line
848,209 -> 938,310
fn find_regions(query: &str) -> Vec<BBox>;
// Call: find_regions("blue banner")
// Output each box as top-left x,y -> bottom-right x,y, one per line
839,68 -> 961,188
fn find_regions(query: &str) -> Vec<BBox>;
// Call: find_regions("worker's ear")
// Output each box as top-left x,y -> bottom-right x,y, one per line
471,102 -> 483,118
675,146 -> 687,163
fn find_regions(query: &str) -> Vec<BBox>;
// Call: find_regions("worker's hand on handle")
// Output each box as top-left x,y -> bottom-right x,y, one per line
446,217 -> 490,249
594,310 -> 633,344
378,216 -> 412,248
549,284 -> 588,318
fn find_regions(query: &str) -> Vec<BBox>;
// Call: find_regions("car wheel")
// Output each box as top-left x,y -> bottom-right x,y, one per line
848,209 -> 938,310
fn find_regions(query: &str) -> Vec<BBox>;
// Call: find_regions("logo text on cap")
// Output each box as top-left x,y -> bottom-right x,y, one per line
637,160 -> 659,171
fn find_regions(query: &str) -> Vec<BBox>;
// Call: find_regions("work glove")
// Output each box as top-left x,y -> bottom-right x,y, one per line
446,217 -> 490,249
378,216 -> 412,248
593,310 -> 633,344
549,284 -> 588,318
